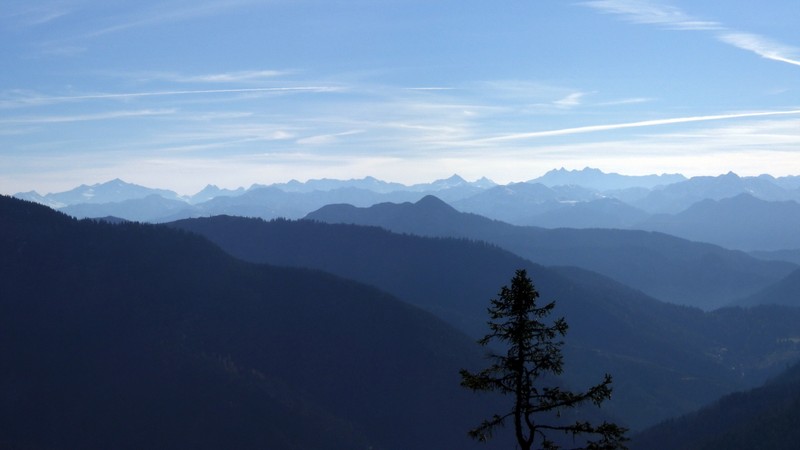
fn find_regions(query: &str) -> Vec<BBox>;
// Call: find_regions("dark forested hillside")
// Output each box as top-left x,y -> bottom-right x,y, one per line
169,215 -> 800,430
306,195 -> 796,310
0,196 -> 503,450
632,361 -> 800,450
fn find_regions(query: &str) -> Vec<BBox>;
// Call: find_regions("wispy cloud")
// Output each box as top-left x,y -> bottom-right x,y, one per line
553,92 -> 585,109
1,3 -> 71,28
718,33 -> 800,67
584,0 -> 800,68
476,109 -> 800,142
175,70 -> 289,83
119,70 -> 292,84
83,0 -> 264,39
36,44 -> 87,57
582,0 -> 721,30
0,109 -> 176,125
13,0 -> 265,54
594,97 -> 653,107
0,86 -> 343,108
297,130 -> 365,145
402,87 -> 456,91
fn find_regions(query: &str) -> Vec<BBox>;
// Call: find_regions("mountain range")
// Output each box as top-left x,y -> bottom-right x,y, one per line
14,168 -> 800,252
306,196 -> 797,310
5,183 -> 800,448
638,193 -> 800,251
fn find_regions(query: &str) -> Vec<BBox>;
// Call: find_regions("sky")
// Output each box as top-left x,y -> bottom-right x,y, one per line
2,0 -> 800,195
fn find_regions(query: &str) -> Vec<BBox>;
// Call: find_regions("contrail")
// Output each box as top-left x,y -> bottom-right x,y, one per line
477,109 -> 800,143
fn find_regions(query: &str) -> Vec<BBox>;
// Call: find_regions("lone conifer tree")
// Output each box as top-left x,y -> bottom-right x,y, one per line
460,269 -> 627,450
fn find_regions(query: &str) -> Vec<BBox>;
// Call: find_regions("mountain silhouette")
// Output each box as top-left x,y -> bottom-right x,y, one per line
639,193 -> 800,251
635,172 -> 798,214
450,182 -> 598,225
60,194 -> 195,223
737,268 -> 800,307
307,195 -> 796,309
0,195 -> 502,450
16,178 -> 182,207
529,167 -> 685,191
527,197 -> 649,228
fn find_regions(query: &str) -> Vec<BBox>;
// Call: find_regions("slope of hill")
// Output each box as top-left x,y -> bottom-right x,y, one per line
736,268 -> 800,307
632,360 -> 800,450
0,195 -> 501,450
186,184 -> 246,203
450,183 -> 600,225
527,197 -> 649,229
191,186 -> 422,220
59,194 -> 196,223
450,182 -> 599,225
750,248 -> 800,265
306,196 -> 796,310
170,215 -> 800,430
638,194 -> 800,251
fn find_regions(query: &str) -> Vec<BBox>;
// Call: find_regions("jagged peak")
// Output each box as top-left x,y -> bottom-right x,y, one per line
102,178 -> 129,186
430,174 -> 466,184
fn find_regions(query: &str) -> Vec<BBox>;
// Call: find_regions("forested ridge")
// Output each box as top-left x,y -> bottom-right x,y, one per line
0,195 -> 504,449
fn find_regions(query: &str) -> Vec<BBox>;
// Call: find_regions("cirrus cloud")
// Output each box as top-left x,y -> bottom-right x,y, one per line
584,0 -> 800,68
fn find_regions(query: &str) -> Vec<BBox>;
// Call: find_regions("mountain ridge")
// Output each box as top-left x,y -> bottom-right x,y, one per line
529,167 -> 686,190
0,195 -> 502,449
306,195 -> 796,310
16,170 -> 800,254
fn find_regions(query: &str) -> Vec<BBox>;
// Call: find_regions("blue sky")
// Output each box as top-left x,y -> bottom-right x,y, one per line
2,0 -> 800,194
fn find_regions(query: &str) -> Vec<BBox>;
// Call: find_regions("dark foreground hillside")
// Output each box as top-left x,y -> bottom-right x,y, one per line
632,361 -> 800,450
0,196 -> 506,450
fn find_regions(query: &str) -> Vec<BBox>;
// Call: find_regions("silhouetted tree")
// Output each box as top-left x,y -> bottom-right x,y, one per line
460,269 -> 627,450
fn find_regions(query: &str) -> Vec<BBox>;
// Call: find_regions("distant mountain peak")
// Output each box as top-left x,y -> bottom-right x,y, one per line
474,176 -> 496,186
415,194 -> 454,209
550,167 -> 604,175
432,174 -> 467,186
532,167 -> 685,191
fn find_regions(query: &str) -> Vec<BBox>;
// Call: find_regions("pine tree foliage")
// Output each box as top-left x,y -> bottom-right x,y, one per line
460,269 -> 628,450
